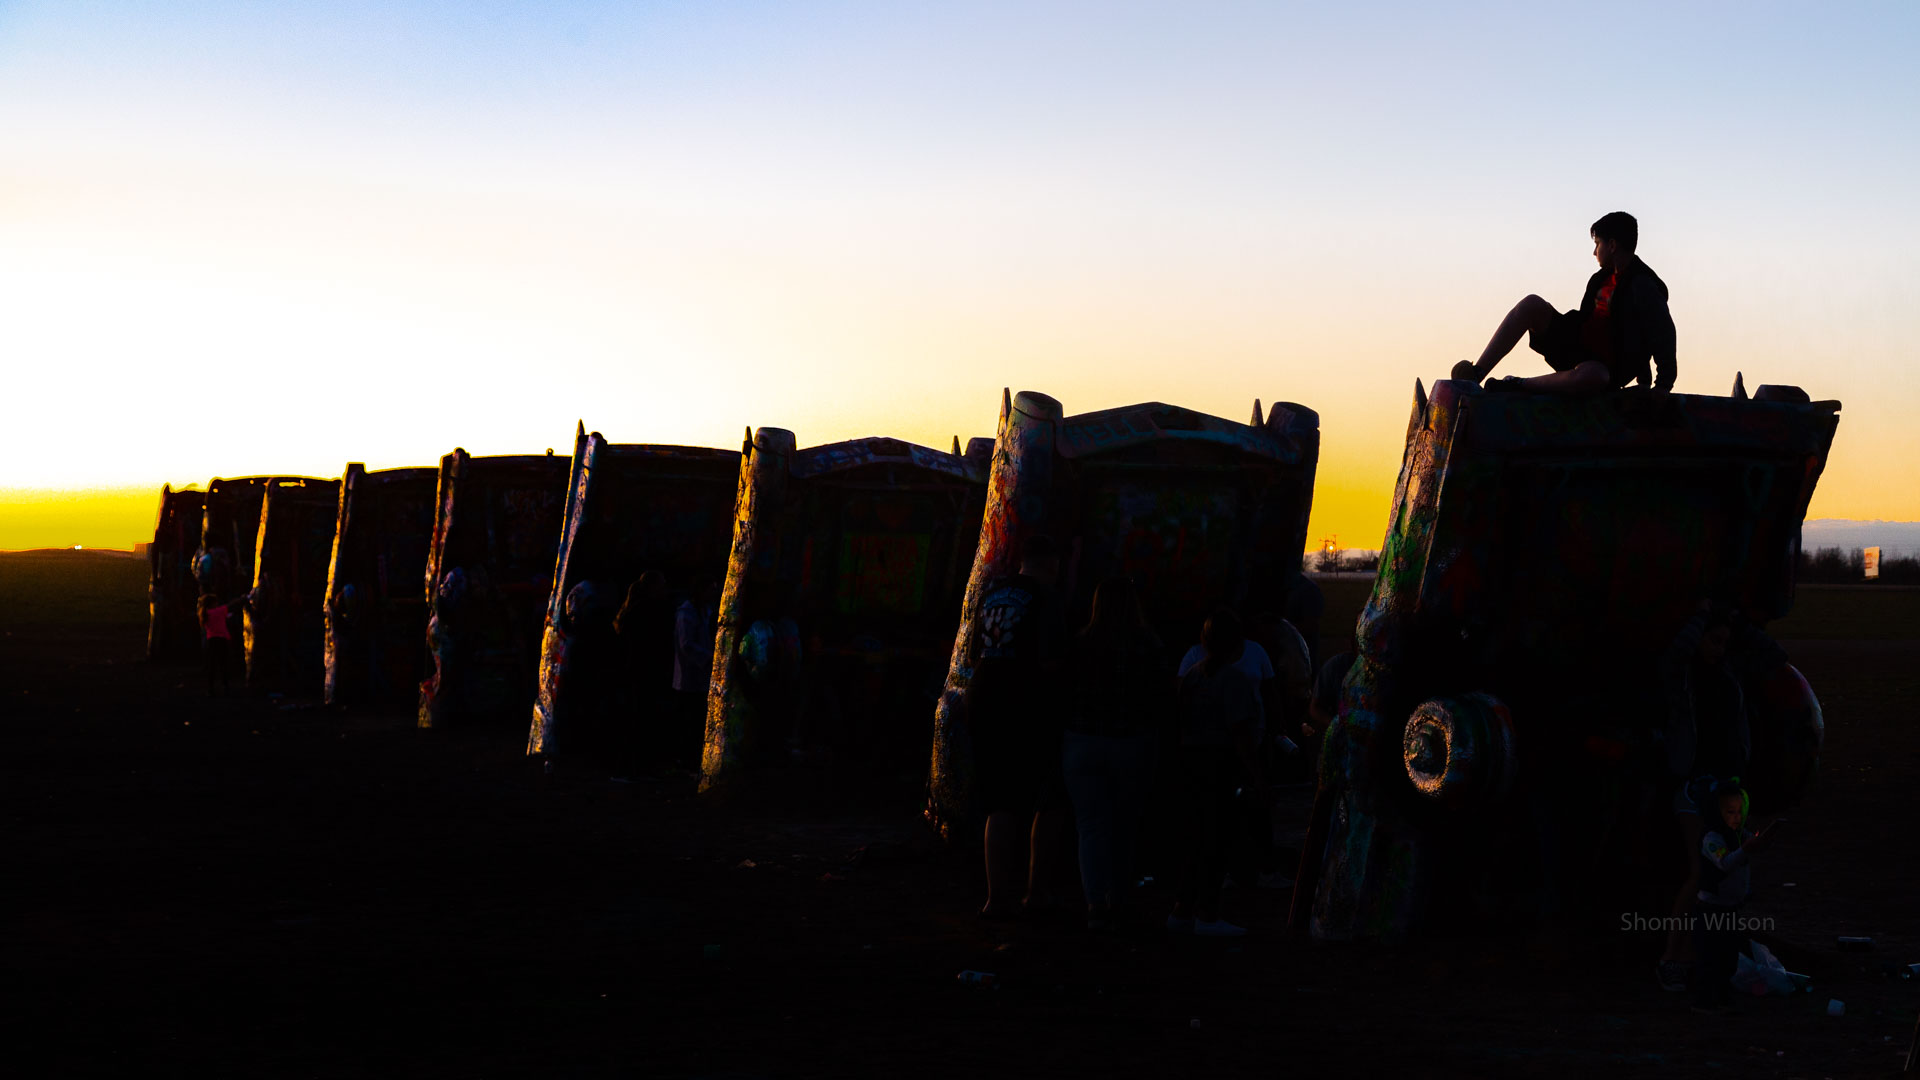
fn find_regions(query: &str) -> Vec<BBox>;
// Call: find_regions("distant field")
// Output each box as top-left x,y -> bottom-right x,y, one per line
7,552 -> 1905,647
1770,583 -> 1920,639
0,550 -> 148,633
1307,571 -> 1917,643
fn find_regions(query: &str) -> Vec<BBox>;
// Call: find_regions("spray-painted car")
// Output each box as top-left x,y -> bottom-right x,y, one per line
323,464 -> 438,706
244,477 -> 342,694
701,431 -> 992,792
526,425 -> 740,760
148,484 -> 208,662
417,449 -> 570,729
196,475 -> 317,599
924,391 -> 1321,837
1302,379 -> 1839,942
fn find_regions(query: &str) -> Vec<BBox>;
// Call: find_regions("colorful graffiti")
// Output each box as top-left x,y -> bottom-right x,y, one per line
1305,379 -> 1840,942
527,425 -> 740,759
925,391 -> 1321,842
701,431 -> 989,794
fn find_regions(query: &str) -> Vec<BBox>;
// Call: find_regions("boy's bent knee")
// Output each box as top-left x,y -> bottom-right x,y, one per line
1571,360 -> 1611,391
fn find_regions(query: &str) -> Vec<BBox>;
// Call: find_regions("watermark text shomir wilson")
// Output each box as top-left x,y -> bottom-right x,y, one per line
1621,912 -> 1775,933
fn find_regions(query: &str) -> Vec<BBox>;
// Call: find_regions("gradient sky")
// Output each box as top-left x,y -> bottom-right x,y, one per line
2,1 -> 1915,551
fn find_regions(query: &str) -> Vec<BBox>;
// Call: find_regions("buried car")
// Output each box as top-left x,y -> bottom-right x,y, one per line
1301,379 -> 1839,942
195,475 -> 319,600
526,425 -> 740,763
148,484 -> 208,663
924,390 -> 1321,839
417,449 -> 570,729
245,476 -> 342,694
700,430 -> 991,793
323,464 -> 439,706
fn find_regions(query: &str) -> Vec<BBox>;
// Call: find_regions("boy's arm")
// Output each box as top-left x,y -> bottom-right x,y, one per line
1640,279 -> 1678,392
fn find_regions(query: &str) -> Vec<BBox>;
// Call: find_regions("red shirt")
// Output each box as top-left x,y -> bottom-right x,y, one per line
1582,268 -> 1619,359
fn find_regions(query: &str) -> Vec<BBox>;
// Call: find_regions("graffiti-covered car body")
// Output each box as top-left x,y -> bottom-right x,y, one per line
148,484 -> 207,662
924,391 -> 1321,837
323,464 -> 438,706
526,425 -> 740,759
197,476 -> 316,599
701,431 -> 991,792
245,477 -> 341,693
417,450 -> 570,729
1305,380 -> 1840,942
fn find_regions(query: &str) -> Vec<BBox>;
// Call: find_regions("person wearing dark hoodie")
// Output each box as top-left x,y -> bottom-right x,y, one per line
1450,211 -> 1677,394
1062,576 -> 1172,932
1168,608 -> 1265,937
1655,600 -> 1788,991
613,571 -> 677,771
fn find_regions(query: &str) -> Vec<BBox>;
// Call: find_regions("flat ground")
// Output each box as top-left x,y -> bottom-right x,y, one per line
4,551 -> 1917,1077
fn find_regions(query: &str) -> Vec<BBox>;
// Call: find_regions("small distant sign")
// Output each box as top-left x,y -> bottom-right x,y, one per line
1864,546 -> 1880,580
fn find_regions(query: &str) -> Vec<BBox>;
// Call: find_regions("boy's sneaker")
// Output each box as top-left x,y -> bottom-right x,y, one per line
1655,960 -> 1690,992
1193,919 -> 1247,937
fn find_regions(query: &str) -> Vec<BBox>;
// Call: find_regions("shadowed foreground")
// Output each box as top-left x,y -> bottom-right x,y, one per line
4,550 -> 1916,1076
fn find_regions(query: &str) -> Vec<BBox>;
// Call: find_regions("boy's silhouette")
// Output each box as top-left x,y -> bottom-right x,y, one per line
1453,211 -> 1677,394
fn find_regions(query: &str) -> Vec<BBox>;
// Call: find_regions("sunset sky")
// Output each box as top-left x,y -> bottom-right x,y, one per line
2,2 -> 1915,552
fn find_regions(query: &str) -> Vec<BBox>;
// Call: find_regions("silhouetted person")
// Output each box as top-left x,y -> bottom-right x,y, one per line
1283,570 -> 1324,674
673,579 -> 720,766
191,543 -> 232,597
736,580 -> 804,765
1169,608 -> 1263,936
1246,612 -> 1311,745
613,571 -> 676,770
1306,647 -> 1356,745
1452,211 -> 1676,394
1233,611 -> 1312,879
968,534 -> 1070,920
196,591 -> 239,696
1062,576 -> 1170,932
561,580 -> 619,770
1656,601 -> 1786,990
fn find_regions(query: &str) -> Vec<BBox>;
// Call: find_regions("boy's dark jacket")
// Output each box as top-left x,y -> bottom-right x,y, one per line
1580,255 -> 1677,391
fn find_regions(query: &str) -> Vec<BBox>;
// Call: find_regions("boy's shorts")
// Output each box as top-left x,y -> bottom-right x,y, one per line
1531,308 -> 1598,373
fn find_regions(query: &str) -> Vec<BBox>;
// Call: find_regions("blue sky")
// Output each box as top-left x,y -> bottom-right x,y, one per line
0,1 -> 1914,547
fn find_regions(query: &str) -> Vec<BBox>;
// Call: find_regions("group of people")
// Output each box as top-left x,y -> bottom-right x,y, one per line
1656,600 -> 1788,1012
559,572 -> 721,773
191,544 -> 249,696
965,535 -> 1341,935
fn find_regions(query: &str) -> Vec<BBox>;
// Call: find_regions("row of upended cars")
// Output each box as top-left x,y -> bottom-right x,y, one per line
146,380 -> 1840,941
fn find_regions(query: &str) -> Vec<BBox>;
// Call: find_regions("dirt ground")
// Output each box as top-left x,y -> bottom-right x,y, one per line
4,550 -> 1917,1077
